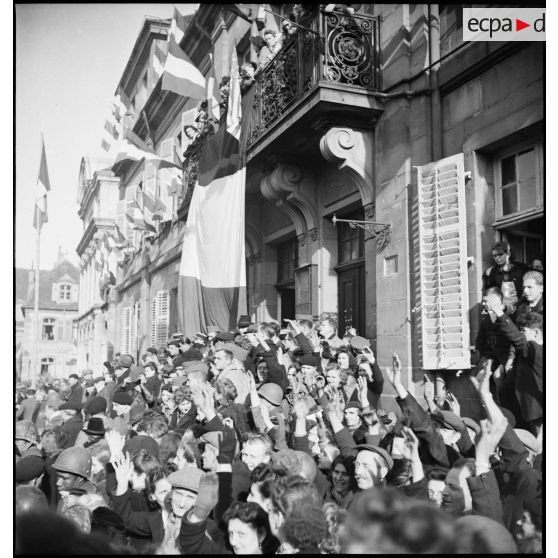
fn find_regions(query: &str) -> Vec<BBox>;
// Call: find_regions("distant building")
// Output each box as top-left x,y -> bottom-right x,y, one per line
19,257 -> 79,382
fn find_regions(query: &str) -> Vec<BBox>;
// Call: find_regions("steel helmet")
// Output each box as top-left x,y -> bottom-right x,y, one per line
15,421 -> 38,444
257,383 -> 284,407
52,447 -> 92,479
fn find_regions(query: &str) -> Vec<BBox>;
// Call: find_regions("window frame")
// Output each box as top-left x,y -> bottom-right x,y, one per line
276,237 -> 299,286
494,141 -> 543,223
42,318 -> 56,341
58,283 -> 72,302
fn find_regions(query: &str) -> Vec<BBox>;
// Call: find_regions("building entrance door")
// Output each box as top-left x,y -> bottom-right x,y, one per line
338,265 -> 365,336
279,287 -> 296,321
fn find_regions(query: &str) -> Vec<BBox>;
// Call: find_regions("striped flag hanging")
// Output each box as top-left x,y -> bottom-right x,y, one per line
33,136 -> 51,231
207,53 -> 221,124
161,7 -> 206,100
178,47 -> 247,338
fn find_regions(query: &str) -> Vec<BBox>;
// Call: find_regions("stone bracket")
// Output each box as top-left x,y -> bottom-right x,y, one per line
319,126 -> 374,207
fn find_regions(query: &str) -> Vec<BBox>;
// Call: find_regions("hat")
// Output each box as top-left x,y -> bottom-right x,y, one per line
199,429 -> 237,461
349,336 -> 370,350
431,410 -> 464,432
129,406 -> 146,426
172,376 -> 188,388
91,506 -> 126,534
182,361 -> 208,375
167,467 -> 205,493
168,340 -> 180,348
15,421 -> 38,443
514,429 -> 541,454
16,456 -> 46,483
354,444 -> 394,471
195,332 -> 209,342
85,379 -> 95,388
82,417 -> 106,437
59,400 -> 82,412
237,315 -> 251,329
85,396 -> 107,416
129,366 -> 144,383
270,449 -> 302,476
69,374 -> 79,380
221,342 -> 249,363
344,401 -> 363,411
462,416 -> 481,435
123,435 -> 160,457
112,392 -> 133,406
299,354 -> 319,368
216,332 -> 235,343
257,383 -> 284,407
147,347 -> 159,355
120,355 -> 133,368
45,392 -> 63,410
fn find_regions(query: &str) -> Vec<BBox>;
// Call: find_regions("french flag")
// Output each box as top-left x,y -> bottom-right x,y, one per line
178,47 -> 247,337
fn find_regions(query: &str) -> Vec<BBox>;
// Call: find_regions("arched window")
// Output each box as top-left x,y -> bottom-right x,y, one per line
42,318 -> 56,341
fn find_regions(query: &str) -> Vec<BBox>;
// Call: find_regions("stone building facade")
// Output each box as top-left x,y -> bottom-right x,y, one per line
81,5 -> 543,412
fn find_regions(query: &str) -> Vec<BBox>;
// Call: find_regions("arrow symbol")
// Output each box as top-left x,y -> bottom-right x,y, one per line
516,18 -> 530,31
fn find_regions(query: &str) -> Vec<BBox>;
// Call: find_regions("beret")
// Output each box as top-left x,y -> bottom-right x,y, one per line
431,410 -> 464,432
119,355 -> 134,368
147,347 -> 159,355
237,315 -> 251,328
123,434 -> 159,457
216,332 -> 235,343
299,354 -> 319,368
16,456 -> 46,483
112,392 -> 133,406
349,336 -> 370,350
167,467 -> 204,493
59,400 -> 82,412
354,444 -> 394,471
85,396 -> 107,416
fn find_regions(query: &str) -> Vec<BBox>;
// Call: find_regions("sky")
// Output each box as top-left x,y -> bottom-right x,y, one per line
15,3 -> 198,270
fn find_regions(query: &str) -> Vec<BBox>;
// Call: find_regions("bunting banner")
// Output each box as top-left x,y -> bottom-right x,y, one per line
178,47 -> 247,338
161,7 -> 206,99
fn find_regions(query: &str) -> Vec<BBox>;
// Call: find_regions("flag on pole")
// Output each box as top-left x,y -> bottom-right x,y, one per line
152,43 -> 166,78
178,47 -> 247,338
207,53 -> 221,124
161,7 -> 206,99
33,136 -> 51,230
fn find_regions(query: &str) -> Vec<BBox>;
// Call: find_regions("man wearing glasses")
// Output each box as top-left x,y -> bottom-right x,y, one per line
482,242 -> 528,315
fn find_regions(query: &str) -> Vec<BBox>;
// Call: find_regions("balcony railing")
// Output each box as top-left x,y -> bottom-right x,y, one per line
246,7 -> 381,149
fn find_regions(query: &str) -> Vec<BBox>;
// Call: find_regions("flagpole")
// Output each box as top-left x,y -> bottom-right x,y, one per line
31,223 -> 41,385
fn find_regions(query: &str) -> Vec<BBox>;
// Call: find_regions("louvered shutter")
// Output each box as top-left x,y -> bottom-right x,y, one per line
125,200 -> 137,245
156,291 -> 169,350
121,306 -> 132,354
417,153 -> 470,370
131,302 -> 140,357
150,296 -> 158,347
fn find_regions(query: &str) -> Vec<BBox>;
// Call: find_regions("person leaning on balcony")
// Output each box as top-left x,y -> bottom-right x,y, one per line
482,242 -> 528,315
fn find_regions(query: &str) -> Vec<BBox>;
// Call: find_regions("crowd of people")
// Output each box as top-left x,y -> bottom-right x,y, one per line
15,241 -> 543,554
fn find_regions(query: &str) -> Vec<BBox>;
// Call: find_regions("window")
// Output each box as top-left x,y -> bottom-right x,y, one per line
496,145 -> 542,219
121,306 -> 132,355
151,291 -> 170,350
277,238 -> 298,283
40,357 -> 54,376
338,210 -> 365,264
59,284 -> 72,301
42,318 -> 55,341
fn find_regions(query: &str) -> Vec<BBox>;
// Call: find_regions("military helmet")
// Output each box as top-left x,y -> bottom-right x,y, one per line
15,421 -> 38,444
52,447 -> 92,479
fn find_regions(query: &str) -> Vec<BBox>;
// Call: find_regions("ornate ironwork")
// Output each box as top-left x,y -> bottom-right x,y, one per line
247,7 -> 380,149
332,214 -> 391,250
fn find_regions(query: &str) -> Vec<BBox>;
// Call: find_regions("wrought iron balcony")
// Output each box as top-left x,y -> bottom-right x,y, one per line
246,7 -> 381,154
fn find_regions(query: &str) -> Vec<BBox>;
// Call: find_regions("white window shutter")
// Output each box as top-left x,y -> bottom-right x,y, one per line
131,302 -> 140,356
150,296 -> 158,347
417,153 -> 470,370
121,306 -> 132,354
71,284 -> 79,302
156,290 -> 169,350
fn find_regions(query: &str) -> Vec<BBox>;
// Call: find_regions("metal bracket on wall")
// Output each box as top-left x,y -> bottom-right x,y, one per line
332,214 -> 392,249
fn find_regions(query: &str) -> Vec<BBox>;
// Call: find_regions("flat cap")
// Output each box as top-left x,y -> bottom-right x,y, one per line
167,467 -> 204,493
112,392 -> 133,406
354,444 -> 394,471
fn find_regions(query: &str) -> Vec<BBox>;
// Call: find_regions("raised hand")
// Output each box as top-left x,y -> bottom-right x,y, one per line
293,393 -> 310,420
112,451 -> 133,495
191,472 -> 220,521
106,428 -> 125,460
484,293 -> 505,317
357,375 -> 369,408
358,361 -> 373,382
387,353 -> 402,387
401,426 -> 420,459
475,416 -> 508,469
470,360 -> 492,397
362,346 -> 375,365
445,392 -> 461,417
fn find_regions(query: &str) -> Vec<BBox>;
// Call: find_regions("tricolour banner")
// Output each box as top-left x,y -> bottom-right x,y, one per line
178,47 -> 247,337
